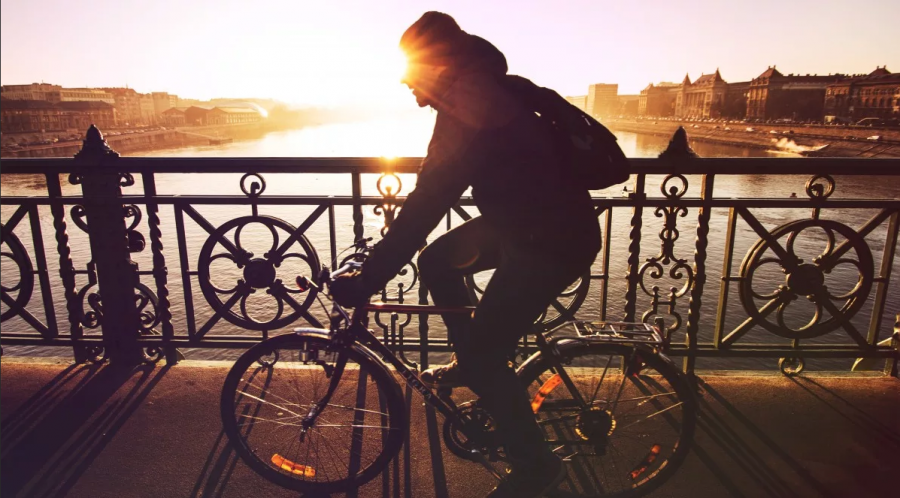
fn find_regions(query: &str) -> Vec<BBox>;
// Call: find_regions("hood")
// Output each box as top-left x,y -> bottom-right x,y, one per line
448,34 -> 508,78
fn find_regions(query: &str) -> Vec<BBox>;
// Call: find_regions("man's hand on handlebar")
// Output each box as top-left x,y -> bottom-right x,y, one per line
329,270 -> 370,308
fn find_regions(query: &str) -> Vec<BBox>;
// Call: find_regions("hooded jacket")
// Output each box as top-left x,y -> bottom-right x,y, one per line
361,35 -> 599,293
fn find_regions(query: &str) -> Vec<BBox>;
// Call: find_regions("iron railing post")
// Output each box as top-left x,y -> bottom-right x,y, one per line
72,126 -> 143,365
141,171 -> 177,364
660,127 -> 705,374
351,170 -> 364,242
46,172 -> 86,362
623,175 -> 645,322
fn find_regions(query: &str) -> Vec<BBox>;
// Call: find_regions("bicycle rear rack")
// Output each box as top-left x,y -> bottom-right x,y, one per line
569,321 -> 667,347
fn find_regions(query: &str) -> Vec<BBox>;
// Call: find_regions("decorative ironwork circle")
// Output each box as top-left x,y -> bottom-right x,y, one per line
84,345 -> 108,364
805,174 -> 835,199
376,172 -> 402,197
778,357 -> 805,376
738,219 -> 874,339
75,282 -> 160,333
240,173 -> 267,197
0,227 -> 35,323
198,215 -> 321,331
660,174 -> 689,199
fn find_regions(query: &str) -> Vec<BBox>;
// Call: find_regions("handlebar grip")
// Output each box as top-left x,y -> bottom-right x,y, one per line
330,260 -> 364,280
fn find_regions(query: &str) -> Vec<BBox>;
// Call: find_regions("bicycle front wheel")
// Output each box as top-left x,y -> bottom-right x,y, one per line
518,343 -> 696,498
221,333 -> 406,494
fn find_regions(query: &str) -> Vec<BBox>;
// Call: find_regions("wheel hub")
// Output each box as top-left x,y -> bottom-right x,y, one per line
575,407 -> 616,442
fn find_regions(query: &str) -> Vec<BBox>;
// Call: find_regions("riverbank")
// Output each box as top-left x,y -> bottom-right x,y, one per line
605,119 -> 900,158
0,122 -> 302,158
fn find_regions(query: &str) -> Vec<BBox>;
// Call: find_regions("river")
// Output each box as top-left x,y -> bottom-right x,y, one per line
2,117 -> 898,371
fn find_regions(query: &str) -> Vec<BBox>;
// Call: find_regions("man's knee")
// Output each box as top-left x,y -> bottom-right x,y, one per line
417,243 -> 444,288
418,241 -> 464,287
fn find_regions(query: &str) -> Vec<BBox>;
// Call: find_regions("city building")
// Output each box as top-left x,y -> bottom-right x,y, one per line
184,106 -> 211,126
152,92 -> 178,115
1,84 -> 117,106
58,101 -> 117,129
0,99 -> 116,132
617,95 -> 640,116
140,94 -> 157,125
675,70 -> 728,118
206,107 -> 262,125
824,66 -> 900,123
1,98 -> 66,133
160,107 -> 187,127
0,83 -> 63,103
638,82 -> 680,117
59,88 -> 115,105
746,66 -> 842,121
586,84 -> 618,118
102,88 -> 144,127
723,81 -> 751,119
564,95 -> 587,112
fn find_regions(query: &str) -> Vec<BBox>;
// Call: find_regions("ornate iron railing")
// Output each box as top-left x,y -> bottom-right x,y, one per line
1,126 -> 898,375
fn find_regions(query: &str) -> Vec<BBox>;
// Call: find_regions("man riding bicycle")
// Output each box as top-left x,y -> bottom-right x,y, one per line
331,12 -> 601,497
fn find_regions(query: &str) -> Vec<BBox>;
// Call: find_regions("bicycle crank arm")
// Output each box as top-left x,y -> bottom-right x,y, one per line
469,449 -> 506,482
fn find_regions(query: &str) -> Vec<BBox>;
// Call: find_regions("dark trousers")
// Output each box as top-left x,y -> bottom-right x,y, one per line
417,216 -> 599,465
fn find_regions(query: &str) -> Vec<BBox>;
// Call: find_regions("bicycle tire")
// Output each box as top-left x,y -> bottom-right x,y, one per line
221,333 -> 406,493
517,342 -> 696,498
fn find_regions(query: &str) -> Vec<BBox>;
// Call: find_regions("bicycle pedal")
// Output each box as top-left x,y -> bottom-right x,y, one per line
469,450 -> 504,481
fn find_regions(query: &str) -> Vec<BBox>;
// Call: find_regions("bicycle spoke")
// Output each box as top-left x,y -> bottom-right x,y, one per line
613,402 -> 684,432
588,353 -> 614,404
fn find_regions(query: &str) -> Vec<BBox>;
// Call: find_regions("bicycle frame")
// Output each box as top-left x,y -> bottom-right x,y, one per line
297,301 -> 478,434
296,258 -> 673,454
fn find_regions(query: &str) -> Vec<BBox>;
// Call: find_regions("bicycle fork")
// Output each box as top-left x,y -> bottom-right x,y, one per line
299,351 -> 349,441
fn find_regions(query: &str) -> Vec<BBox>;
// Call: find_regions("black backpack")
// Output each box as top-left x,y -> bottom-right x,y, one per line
501,75 -> 630,190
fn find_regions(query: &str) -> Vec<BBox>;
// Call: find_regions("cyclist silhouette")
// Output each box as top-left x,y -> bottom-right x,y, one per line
331,11 -> 601,497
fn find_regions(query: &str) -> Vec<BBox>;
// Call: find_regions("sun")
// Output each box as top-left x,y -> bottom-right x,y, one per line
387,48 -> 409,84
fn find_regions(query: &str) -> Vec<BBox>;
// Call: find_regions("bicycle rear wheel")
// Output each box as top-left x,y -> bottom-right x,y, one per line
518,343 -> 696,498
221,333 -> 406,494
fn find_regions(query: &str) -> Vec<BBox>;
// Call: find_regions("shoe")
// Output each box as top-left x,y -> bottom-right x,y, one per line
420,356 -> 462,388
486,454 -> 566,498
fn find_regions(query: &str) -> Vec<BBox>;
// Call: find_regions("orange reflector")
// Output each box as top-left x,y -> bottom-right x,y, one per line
629,444 -> 661,480
531,374 -> 563,413
271,454 -> 316,477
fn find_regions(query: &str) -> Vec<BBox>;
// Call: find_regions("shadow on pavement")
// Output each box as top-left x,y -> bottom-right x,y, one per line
1,363 -> 170,498
789,377 -> 900,448
694,378 -> 832,498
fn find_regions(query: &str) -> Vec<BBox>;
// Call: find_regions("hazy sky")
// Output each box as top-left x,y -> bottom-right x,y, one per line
1,0 -> 897,107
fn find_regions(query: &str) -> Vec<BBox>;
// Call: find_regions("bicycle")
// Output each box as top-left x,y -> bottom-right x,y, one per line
220,254 -> 697,497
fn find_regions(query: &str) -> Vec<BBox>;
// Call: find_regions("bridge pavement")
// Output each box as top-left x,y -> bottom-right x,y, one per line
1,359 -> 897,498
